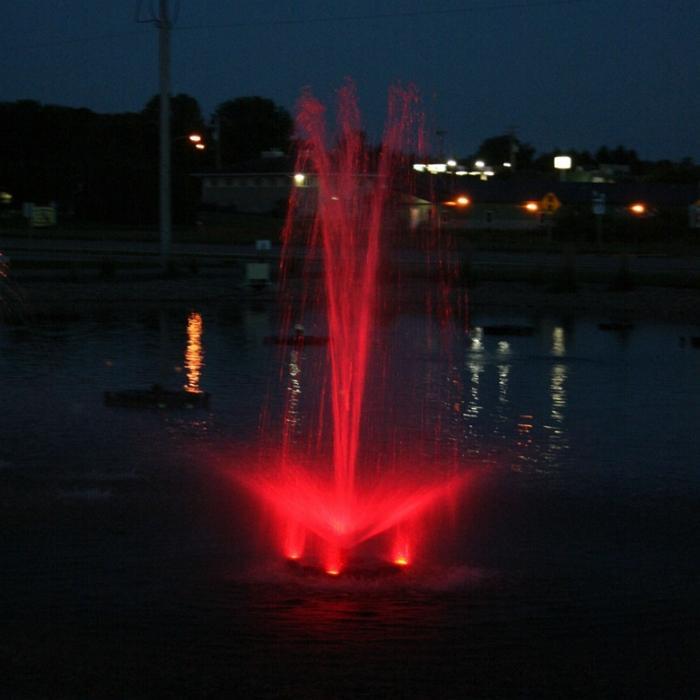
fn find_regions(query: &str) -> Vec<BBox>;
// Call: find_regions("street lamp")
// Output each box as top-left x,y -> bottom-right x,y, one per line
444,195 -> 470,207
171,132 -> 207,152
173,132 -> 205,148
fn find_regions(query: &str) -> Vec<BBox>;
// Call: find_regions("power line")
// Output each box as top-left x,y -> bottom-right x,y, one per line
2,29 -> 152,53
2,0 -> 604,53
174,0 -> 603,33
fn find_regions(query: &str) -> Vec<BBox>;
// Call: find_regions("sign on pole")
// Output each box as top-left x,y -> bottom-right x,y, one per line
540,192 -> 561,214
30,206 -> 57,227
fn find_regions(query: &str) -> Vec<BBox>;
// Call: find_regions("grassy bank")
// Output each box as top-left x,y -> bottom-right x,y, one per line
4,211 -> 700,255
0,214 -> 285,245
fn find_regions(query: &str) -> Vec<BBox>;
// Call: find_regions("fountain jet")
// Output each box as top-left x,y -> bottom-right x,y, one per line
236,82 -> 468,576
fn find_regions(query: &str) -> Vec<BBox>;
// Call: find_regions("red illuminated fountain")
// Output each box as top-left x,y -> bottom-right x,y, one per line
237,83 -> 468,577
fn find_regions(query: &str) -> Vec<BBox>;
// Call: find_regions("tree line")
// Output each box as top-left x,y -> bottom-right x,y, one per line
466,134 -> 700,183
0,94 -> 293,225
0,94 -> 696,226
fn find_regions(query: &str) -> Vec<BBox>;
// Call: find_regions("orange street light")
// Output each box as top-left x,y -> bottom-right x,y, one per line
174,133 -> 206,149
455,195 -> 470,207
524,201 -> 539,212
629,202 -> 646,215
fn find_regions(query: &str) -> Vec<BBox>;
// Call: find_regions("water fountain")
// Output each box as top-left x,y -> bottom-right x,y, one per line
236,82 -> 469,577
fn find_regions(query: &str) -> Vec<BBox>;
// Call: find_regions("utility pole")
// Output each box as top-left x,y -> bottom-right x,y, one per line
137,0 -> 174,270
213,112 -> 223,170
507,126 -> 518,170
158,0 -> 172,271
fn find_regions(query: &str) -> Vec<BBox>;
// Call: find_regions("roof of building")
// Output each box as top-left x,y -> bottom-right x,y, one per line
194,158 -> 699,207
194,155 -> 296,177
421,176 -> 699,206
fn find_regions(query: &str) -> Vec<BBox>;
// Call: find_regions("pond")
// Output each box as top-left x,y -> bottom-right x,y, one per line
2,300 -> 700,698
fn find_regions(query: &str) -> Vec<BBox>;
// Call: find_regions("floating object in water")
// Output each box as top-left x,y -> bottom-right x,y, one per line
104,384 -> 210,409
264,323 -> 329,346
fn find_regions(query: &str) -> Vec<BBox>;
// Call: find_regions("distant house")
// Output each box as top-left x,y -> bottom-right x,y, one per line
193,153 -> 407,221
193,157 -> 699,234
565,163 -> 633,183
423,177 -> 699,231
194,152 -> 301,216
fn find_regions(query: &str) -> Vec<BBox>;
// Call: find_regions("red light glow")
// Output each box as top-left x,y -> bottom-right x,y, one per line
235,464 -> 468,573
233,83 -> 471,575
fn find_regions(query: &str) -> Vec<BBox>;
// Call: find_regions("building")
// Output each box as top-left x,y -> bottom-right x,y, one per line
194,153 -> 300,217
194,155 -> 699,235
424,177 -> 699,231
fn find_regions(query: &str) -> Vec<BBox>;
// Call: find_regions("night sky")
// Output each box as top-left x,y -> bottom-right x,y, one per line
2,0 -> 698,161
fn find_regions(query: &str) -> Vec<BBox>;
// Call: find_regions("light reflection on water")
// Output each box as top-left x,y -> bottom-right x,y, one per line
1,306 -> 699,493
2,303 -> 700,696
183,311 -> 204,394
454,317 -> 700,489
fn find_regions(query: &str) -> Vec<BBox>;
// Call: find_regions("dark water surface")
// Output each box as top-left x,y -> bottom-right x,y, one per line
2,300 -> 700,698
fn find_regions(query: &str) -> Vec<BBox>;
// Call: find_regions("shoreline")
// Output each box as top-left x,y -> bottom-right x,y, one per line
468,280 -> 700,324
5,272 -> 700,326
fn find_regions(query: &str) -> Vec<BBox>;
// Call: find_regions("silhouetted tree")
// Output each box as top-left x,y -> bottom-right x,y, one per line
596,146 -> 640,174
0,96 -> 209,226
468,134 -> 535,170
215,96 -> 293,166
142,93 -> 207,148
640,157 -> 700,183
0,100 -> 99,215
141,93 -> 209,222
596,145 -> 639,167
